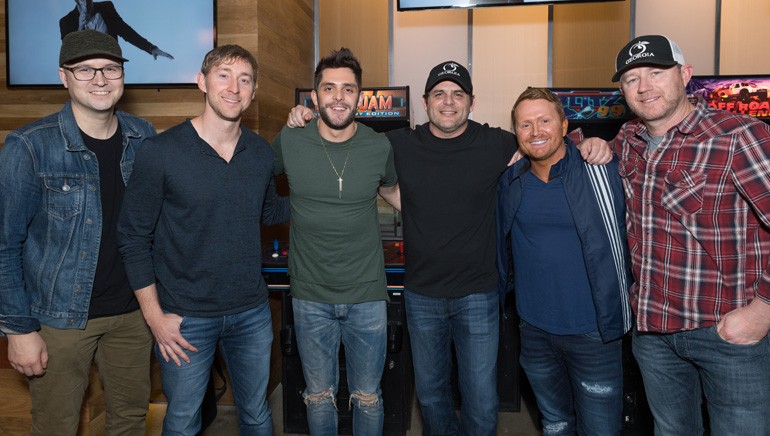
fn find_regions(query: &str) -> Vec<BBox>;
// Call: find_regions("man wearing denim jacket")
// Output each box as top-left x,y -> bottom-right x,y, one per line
0,30 -> 156,435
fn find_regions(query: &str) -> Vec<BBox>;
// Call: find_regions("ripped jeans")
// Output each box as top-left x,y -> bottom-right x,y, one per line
292,298 -> 387,436
519,320 -> 623,436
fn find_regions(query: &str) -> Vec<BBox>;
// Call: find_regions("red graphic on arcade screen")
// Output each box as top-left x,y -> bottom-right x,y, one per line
688,76 -> 770,119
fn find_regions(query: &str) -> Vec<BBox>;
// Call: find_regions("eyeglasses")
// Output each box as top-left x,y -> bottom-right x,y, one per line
63,65 -> 124,81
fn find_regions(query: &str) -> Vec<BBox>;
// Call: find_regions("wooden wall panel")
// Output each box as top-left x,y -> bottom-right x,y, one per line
257,0 -> 314,142
719,0 -> 770,74
634,0 -> 717,75
319,0 -> 389,88
392,6 -> 469,127
552,0 -> 631,88
473,6 -> 549,131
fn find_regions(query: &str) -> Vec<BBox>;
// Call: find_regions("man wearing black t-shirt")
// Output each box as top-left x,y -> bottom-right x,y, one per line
0,30 -> 156,435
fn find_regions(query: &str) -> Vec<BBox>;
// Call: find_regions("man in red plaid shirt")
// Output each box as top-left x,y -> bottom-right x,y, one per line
606,34 -> 770,435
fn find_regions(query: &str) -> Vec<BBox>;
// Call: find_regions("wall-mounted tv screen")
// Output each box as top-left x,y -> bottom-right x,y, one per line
398,0 -> 623,10
6,0 -> 216,87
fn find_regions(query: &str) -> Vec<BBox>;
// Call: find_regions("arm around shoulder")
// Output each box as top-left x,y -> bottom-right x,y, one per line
379,183 -> 401,211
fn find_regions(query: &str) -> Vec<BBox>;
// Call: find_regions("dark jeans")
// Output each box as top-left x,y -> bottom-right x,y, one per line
519,320 -> 623,436
633,326 -> 770,436
405,289 -> 499,436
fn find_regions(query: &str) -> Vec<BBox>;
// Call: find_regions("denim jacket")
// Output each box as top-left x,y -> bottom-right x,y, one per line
0,101 -> 156,334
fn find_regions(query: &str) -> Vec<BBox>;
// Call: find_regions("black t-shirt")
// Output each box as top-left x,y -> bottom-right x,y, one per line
82,126 -> 139,318
386,120 -> 517,298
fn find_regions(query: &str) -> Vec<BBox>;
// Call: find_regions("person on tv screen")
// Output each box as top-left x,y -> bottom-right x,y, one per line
60,0 -> 174,60
0,29 -> 157,435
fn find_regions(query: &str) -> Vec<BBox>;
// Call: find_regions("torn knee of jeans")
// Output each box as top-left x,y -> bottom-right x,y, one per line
580,380 -> 615,396
349,391 -> 380,409
303,387 -> 336,409
543,421 -> 569,435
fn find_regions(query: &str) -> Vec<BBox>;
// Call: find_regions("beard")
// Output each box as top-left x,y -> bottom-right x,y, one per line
318,105 -> 356,130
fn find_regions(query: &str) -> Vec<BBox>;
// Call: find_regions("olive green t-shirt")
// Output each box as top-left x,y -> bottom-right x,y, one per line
272,119 -> 397,304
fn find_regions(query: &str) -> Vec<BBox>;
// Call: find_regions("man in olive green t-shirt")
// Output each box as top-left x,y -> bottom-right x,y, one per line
271,47 -> 399,435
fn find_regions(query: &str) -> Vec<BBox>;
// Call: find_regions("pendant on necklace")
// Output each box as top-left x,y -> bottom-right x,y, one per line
338,177 -> 343,198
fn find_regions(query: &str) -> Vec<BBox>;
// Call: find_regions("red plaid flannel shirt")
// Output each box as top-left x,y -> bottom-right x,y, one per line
614,100 -> 770,333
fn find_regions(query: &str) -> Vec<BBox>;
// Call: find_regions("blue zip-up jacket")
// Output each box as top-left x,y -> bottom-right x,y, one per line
0,101 -> 156,334
496,138 -> 633,342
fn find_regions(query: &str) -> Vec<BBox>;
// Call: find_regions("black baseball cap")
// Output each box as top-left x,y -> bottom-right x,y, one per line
424,61 -> 473,95
59,29 -> 128,66
612,35 -> 685,82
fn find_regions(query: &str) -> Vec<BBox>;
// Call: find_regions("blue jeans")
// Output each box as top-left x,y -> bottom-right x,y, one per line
519,321 -> 623,436
293,298 -> 387,436
157,303 -> 273,436
633,326 -> 770,436
404,289 -> 499,436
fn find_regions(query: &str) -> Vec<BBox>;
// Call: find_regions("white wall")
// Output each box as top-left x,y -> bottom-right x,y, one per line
392,6 -> 469,127
720,0 -> 770,74
472,6 -> 549,130
633,0 -> 717,75
392,4 -> 548,130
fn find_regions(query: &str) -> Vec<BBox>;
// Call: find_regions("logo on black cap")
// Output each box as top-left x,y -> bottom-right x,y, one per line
439,62 -> 460,77
425,60 -> 473,94
625,40 -> 655,66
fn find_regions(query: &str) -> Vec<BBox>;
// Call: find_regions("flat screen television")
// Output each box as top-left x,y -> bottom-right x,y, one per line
6,0 -> 216,87
398,0 -> 623,10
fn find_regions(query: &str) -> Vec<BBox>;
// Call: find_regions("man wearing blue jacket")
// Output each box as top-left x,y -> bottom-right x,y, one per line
497,88 -> 633,435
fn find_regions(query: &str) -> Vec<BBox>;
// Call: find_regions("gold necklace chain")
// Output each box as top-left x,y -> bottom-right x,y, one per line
318,123 -> 353,199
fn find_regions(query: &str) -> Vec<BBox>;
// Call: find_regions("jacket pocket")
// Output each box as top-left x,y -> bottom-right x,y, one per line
661,169 -> 706,216
43,176 -> 84,220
